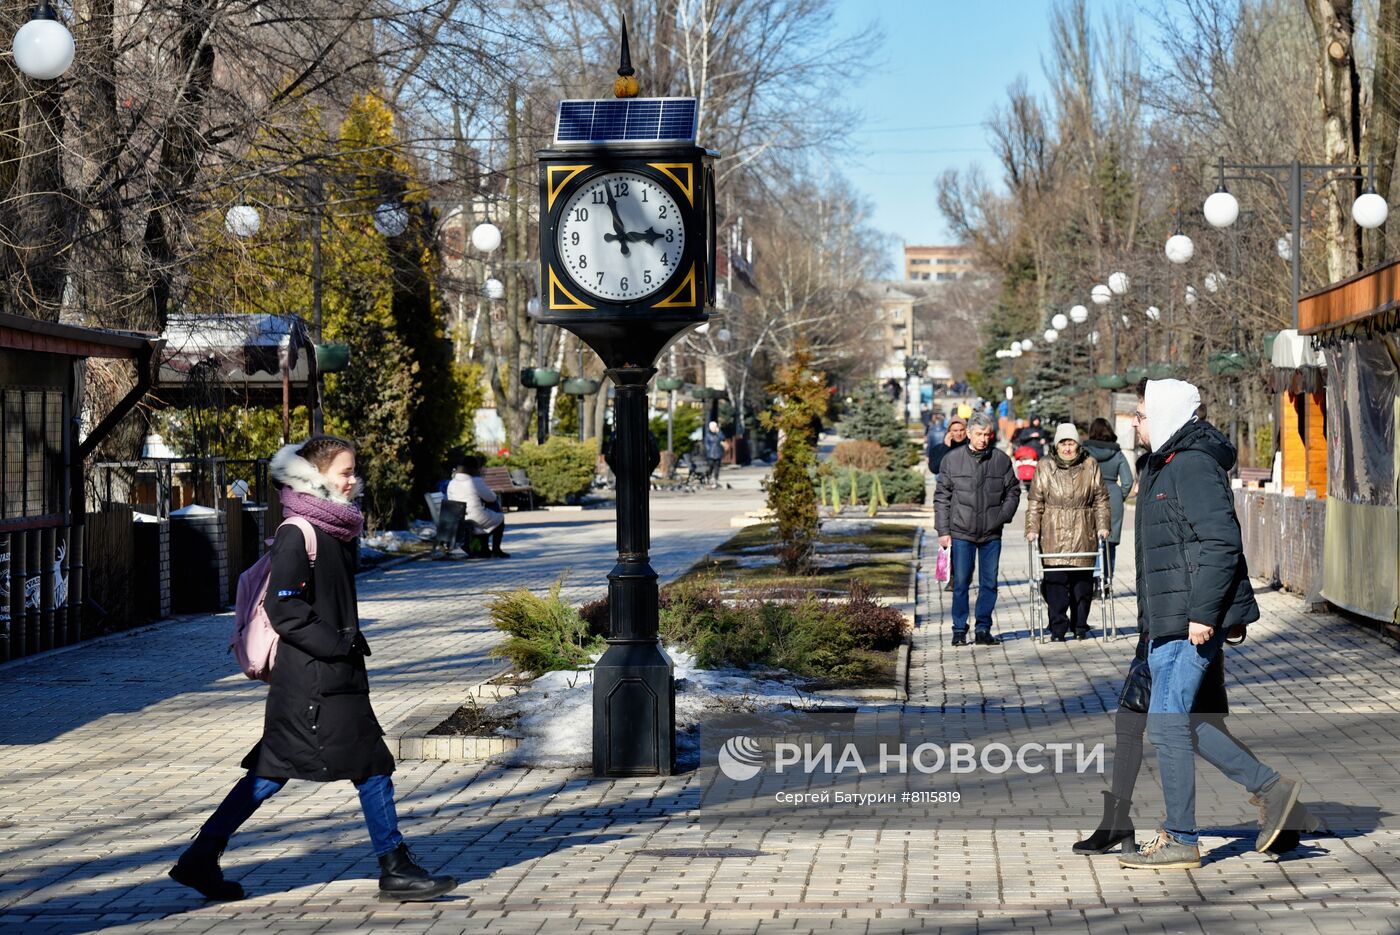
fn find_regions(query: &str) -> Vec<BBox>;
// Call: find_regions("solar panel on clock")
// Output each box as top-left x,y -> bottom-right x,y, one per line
554,98 -> 698,144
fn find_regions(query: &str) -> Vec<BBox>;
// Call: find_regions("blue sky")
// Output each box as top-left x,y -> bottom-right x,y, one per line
828,1 -> 1105,273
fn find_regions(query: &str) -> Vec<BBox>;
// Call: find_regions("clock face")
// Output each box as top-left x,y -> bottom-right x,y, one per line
556,172 -> 685,302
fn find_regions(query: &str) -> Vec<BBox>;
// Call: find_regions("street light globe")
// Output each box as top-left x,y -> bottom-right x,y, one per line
1145,305 -> 1161,322
470,221 -> 503,253
1089,330 -> 1100,346
12,10 -> 74,80
717,327 -> 732,342
1051,312 -> 1069,331
1022,339 -> 1034,351
1090,285 -> 1111,306
373,202 -> 409,237
1108,271 -> 1130,295
1204,272 -> 1223,293
1184,284 -> 1198,305
1203,190 -> 1240,228
1120,314 -> 1132,329
1044,328 -> 1059,344
483,277 -> 504,300
1164,233 -> 1195,264
1352,191 -> 1389,229
526,296 -> 541,315
996,349 -> 1009,359
224,204 -> 262,238
1070,304 -> 1090,324
1011,347 -> 1023,357
1276,236 -> 1292,261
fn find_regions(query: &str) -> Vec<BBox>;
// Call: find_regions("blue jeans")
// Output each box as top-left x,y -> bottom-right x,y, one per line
1146,630 -> 1251,846
950,537 -> 1002,635
202,772 -> 404,856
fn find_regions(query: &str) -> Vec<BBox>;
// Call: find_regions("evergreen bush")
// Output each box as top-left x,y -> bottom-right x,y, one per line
840,381 -> 907,449
489,577 -> 603,673
759,349 -> 829,573
507,437 -> 598,503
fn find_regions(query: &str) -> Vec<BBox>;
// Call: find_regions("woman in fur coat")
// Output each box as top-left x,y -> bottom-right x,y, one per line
168,436 -> 456,903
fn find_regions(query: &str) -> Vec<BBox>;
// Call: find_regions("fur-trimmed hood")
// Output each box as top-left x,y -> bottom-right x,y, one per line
270,441 -> 356,504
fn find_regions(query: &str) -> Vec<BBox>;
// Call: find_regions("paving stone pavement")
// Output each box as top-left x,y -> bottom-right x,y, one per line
3,468 -> 1400,935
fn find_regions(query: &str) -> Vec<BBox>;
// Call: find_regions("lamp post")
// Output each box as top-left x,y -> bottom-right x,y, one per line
902,354 -> 926,428
1202,156 -> 1388,327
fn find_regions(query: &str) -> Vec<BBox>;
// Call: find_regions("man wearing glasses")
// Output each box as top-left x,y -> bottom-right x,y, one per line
1120,379 -> 1301,869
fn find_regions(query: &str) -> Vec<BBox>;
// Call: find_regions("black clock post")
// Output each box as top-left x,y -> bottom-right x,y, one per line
533,37 -> 717,777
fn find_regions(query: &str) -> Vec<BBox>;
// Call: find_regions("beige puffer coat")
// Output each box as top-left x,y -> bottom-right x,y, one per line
1026,452 -> 1111,569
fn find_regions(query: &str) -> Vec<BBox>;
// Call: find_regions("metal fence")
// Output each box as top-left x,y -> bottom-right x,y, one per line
1234,489 -> 1326,602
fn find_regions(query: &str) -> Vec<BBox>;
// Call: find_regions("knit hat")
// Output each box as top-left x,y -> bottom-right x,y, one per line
1053,423 -> 1080,445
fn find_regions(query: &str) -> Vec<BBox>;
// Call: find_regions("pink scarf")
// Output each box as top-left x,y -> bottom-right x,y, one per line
280,487 -> 364,542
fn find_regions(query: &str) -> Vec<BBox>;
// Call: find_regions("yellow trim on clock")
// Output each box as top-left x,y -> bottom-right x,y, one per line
546,165 -> 592,211
653,263 -> 697,309
548,267 -> 594,310
647,163 -> 694,206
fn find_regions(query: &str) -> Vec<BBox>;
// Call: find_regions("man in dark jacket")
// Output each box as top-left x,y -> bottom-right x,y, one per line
926,417 -> 967,479
1120,380 -> 1301,871
933,413 -> 1020,646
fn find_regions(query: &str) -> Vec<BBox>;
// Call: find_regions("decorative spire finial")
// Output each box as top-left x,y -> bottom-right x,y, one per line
614,19 -> 639,98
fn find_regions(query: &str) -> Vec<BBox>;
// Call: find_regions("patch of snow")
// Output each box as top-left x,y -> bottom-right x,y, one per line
819,519 -> 875,536
487,645 -> 865,769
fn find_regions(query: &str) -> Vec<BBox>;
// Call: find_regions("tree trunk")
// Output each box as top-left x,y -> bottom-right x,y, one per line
1363,0 -> 1400,265
1306,0 -> 1362,282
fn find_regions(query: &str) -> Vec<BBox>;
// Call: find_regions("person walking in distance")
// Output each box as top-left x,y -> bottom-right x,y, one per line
168,437 -> 457,902
933,413 -> 1021,646
1119,380 -> 1302,870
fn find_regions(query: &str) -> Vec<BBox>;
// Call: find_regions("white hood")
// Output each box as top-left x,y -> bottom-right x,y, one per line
1144,379 -> 1201,452
270,441 -> 354,503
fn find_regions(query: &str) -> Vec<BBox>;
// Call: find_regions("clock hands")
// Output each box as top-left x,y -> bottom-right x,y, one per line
602,182 -> 630,256
605,227 -> 665,248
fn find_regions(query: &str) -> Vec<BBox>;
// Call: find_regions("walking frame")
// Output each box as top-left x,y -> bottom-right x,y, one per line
1027,537 -> 1117,642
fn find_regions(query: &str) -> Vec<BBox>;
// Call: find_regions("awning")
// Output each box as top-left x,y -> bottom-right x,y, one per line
1271,329 -> 1326,393
158,313 -> 312,387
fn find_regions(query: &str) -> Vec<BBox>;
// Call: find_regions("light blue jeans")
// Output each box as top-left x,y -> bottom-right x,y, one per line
1147,631 -> 1279,846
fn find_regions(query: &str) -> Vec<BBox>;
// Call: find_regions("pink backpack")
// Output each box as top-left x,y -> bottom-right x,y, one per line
231,517 -> 317,681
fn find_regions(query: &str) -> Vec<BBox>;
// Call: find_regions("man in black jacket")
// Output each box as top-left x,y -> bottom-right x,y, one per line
933,413 -> 1020,646
926,417 -> 967,480
1120,379 -> 1301,870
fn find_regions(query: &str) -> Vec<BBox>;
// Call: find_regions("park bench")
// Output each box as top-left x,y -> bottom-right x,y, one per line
1238,466 -> 1271,488
482,466 -> 536,510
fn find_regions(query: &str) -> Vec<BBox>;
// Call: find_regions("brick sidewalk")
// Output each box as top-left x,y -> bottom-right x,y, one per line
3,476 -> 1400,935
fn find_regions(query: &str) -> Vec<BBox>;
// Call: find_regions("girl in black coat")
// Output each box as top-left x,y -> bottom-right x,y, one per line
169,437 -> 455,903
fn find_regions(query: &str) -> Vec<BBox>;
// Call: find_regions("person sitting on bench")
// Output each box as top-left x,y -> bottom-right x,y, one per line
446,456 -> 508,558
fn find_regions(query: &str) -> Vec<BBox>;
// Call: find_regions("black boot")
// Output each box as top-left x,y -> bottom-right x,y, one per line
1072,790 -> 1135,855
168,832 -> 245,901
378,843 -> 457,902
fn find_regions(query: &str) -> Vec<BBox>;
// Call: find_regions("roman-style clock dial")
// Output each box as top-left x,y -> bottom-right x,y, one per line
556,172 -> 685,301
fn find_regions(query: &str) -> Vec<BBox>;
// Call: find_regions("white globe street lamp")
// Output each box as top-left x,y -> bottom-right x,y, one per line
1120,314 -> 1132,329
1165,232 -> 1195,264
1145,305 -> 1161,322
1184,284 -> 1198,305
1011,346 -> 1023,357
470,221 -> 502,254
1044,328 -> 1059,344
373,202 -> 409,237
1203,189 -> 1240,228
526,296 -> 541,316
1276,236 -> 1292,261
483,277 -> 504,300
224,204 -> 262,239
1069,304 -> 1090,324
717,327 -> 732,342
1089,330 -> 1100,346
1204,272 -> 1223,293
1090,284 -> 1112,305
1021,339 -> 1034,351
1108,271 -> 1130,295
12,1 -> 74,80
1353,190 -> 1389,229
1051,312 -> 1069,331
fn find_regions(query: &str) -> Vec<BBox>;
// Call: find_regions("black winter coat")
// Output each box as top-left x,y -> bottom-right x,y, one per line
241,522 -> 395,782
933,444 -> 1021,544
1133,419 -> 1260,640
926,437 -> 966,474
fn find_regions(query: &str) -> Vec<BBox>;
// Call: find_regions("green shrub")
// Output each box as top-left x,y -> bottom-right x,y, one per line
489,576 -> 603,673
650,402 -> 704,454
508,436 -> 599,503
840,381 -> 907,449
760,350 -> 828,573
